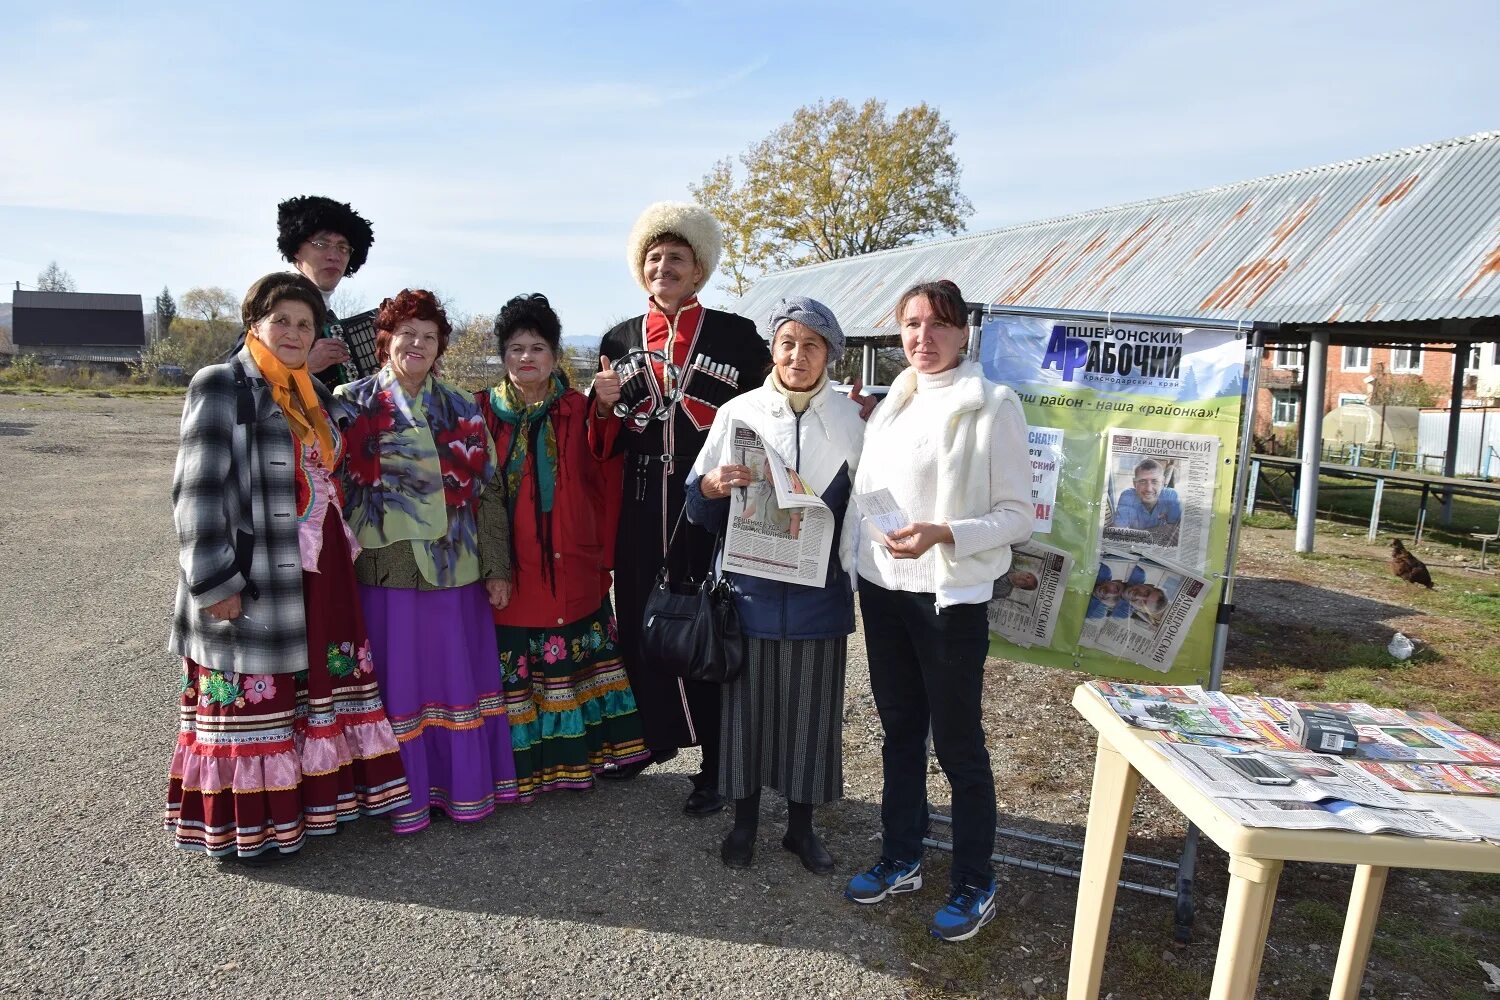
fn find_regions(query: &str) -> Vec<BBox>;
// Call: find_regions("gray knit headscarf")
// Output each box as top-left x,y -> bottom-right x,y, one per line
767,296 -> 846,363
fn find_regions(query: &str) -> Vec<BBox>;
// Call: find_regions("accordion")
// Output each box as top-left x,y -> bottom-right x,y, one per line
327,308 -> 381,380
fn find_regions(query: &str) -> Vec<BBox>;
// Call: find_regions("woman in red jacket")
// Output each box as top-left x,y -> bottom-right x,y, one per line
477,294 -> 648,799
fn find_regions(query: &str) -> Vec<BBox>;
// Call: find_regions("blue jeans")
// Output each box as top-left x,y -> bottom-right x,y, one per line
859,579 -> 995,890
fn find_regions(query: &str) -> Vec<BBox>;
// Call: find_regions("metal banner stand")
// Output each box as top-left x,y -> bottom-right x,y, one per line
921,305 -> 1274,944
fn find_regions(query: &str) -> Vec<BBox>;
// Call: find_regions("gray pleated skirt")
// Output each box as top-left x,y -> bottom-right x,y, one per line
719,636 -> 846,804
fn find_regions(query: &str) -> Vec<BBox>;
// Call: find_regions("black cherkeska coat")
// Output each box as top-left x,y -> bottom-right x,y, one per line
596,305 -> 770,758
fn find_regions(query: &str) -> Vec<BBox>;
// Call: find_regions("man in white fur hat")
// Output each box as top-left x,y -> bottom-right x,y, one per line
589,201 -> 771,817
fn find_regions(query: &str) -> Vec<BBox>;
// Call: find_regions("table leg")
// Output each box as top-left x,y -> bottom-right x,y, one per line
1066,736 -> 1142,1000
1209,855 -> 1284,1000
1329,864 -> 1389,1000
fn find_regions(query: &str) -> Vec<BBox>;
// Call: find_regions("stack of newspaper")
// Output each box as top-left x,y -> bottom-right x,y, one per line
1150,743 -> 1480,841
1084,682 -> 1500,842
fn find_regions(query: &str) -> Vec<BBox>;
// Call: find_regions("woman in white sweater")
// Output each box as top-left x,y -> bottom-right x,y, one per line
842,280 -> 1032,944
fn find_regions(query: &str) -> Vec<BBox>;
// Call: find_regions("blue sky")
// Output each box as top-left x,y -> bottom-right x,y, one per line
4,0 -> 1497,337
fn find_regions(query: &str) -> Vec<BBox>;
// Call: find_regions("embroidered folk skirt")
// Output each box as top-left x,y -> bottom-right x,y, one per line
495,596 -> 649,801
164,514 -> 411,858
719,636 -> 847,805
360,581 -> 519,834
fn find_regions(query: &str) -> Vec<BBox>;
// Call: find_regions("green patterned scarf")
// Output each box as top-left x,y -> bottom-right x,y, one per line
488,369 -> 569,513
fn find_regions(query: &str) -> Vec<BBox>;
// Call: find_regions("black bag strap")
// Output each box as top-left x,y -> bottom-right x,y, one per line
661,506 -> 725,590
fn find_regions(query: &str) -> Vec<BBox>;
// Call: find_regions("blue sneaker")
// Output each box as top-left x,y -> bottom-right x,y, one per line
845,857 -> 922,904
929,881 -> 997,942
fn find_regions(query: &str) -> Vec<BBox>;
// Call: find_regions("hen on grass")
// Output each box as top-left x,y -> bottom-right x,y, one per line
1389,538 -> 1434,589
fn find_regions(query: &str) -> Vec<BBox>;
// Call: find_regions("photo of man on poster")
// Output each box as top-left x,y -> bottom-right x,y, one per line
1109,457 -> 1182,546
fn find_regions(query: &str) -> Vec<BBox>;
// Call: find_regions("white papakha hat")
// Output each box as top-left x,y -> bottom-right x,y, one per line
626,201 -> 723,294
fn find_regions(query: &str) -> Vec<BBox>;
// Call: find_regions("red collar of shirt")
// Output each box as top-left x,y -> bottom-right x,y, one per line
644,296 -> 703,367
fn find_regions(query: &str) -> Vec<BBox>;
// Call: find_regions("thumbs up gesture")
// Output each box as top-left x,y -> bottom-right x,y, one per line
592,355 -> 622,416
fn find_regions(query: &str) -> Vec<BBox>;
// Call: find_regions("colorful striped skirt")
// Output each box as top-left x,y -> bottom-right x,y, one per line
720,636 -> 847,804
495,596 -> 649,800
164,513 -> 410,858
360,582 -> 518,834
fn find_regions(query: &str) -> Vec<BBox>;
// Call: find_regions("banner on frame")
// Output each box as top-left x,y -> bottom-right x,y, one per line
979,313 -> 1249,685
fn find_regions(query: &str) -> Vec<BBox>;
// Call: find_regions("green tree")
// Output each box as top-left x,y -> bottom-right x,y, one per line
1368,373 -> 1439,408
36,261 -> 76,292
154,286 -> 177,338
691,98 -> 974,293
180,286 -> 237,323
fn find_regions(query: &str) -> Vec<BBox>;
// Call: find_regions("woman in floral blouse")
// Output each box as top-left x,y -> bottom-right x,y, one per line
165,272 -> 410,861
478,293 -> 648,799
336,289 -> 518,834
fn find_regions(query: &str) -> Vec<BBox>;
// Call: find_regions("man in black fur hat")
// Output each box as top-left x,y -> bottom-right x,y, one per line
276,195 -> 375,387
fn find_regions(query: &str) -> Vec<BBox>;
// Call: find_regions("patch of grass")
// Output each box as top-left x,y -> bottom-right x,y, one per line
0,383 -> 183,398
1310,474 -> 1500,548
1461,903 -> 1500,934
1449,591 -> 1500,629
1285,674 -> 1322,691
1370,913 -> 1480,977
1456,871 -> 1500,892
1107,937 -> 1211,1000
1242,511 -> 1294,529
1286,898 -> 1344,941
1219,677 -> 1256,696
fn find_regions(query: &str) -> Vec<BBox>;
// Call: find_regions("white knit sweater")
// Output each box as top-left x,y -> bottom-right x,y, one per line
850,361 -> 1033,606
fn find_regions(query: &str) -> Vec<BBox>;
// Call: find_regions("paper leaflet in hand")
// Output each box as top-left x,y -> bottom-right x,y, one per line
854,488 -> 910,543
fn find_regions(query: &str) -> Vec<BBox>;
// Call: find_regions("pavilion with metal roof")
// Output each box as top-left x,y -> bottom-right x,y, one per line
732,130 -> 1500,550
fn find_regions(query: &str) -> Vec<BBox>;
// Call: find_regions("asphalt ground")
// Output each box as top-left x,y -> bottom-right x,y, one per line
0,394 -> 939,1000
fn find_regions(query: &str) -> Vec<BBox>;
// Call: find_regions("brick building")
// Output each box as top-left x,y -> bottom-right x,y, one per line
1253,341 -> 1498,445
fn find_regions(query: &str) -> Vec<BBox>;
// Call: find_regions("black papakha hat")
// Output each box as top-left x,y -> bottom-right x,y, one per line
276,195 -> 375,276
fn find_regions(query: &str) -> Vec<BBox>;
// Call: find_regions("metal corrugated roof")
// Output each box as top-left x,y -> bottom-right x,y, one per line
731,131 -> 1500,336
13,290 -> 144,312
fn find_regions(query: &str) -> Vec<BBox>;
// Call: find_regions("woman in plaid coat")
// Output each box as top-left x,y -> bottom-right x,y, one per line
163,272 -> 410,862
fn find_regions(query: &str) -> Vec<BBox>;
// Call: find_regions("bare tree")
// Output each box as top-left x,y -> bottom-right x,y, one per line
36,261 -> 77,292
179,286 -> 238,323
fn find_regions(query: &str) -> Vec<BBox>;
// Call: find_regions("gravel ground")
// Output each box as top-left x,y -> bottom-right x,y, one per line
1,394 -> 935,1000
10,393 -> 1480,1000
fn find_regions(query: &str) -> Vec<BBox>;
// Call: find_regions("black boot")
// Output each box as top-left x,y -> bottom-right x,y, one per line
683,763 -> 726,816
721,791 -> 760,868
781,800 -> 833,874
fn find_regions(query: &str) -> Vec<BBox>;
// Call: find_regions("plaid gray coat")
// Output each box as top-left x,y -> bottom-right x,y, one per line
167,346 -> 342,676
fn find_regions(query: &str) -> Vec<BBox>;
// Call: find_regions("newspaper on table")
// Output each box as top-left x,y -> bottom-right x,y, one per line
1089,682 -> 1261,739
1353,723 -> 1500,765
1151,743 -> 1420,810
1422,794 -> 1500,844
986,539 -> 1072,649
1078,548 -> 1211,672
1354,761 -> 1500,796
1100,427 -> 1219,572
720,420 -> 833,586
1208,798 -> 1476,841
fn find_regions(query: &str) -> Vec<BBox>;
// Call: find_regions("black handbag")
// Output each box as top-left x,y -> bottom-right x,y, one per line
640,512 -> 746,684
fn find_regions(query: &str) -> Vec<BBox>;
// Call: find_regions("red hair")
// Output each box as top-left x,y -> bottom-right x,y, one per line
375,288 -> 452,364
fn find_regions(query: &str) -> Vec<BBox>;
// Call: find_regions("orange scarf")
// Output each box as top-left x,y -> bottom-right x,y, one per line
247,335 -> 335,468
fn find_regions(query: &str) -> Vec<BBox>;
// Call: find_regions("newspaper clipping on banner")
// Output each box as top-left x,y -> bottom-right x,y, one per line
986,539 -> 1071,648
1101,427 -> 1219,572
721,421 -> 833,586
1026,425 -> 1065,533
1079,548 -> 1211,672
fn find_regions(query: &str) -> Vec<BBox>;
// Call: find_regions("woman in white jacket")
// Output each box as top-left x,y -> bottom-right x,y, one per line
686,297 -> 865,874
842,280 -> 1032,944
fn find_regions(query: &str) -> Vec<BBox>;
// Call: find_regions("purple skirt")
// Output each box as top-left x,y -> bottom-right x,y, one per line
360,582 -> 518,834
